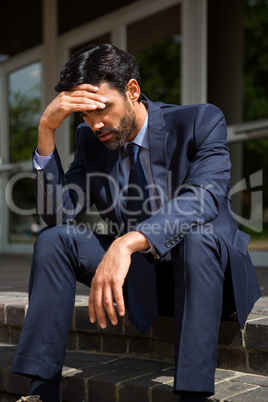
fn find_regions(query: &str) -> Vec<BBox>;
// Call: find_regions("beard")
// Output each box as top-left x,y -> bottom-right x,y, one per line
94,102 -> 136,150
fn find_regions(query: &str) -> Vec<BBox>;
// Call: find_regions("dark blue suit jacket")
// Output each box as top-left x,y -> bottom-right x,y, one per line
34,96 -> 261,328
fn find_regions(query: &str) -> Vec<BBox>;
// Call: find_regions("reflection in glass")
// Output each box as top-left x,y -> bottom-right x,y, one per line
8,62 -> 42,162
8,172 -> 40,243
127,4 -> 181,105
230,139 -> 268,250
134,35 -> 181,105
244,0 -> 268,121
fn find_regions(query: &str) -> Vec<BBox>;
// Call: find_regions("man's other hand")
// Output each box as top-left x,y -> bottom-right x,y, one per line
88,231 -> 149,328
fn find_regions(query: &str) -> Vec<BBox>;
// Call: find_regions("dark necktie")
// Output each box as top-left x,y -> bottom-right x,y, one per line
125,143 -> 158,333
126,143 -> 151,224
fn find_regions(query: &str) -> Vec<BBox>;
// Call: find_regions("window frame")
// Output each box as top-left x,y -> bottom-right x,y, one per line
228,122 -> 268,267
0,45 -> 43,253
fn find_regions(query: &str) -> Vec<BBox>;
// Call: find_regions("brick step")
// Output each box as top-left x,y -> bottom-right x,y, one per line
0,292 -> 268,378
0,345 -> 268,401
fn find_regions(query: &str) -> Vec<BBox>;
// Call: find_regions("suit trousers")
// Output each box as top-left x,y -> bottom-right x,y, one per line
12,223 -> 230,395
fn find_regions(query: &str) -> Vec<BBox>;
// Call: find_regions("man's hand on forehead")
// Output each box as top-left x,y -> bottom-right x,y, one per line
38,83 -> 109,156
39,83 -> 106,136
68,83 -> 107,111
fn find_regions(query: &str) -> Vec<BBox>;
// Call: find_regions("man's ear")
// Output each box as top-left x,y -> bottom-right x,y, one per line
126,79 -> 140,102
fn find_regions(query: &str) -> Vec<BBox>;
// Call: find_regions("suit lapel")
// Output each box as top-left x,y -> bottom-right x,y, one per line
105,97 -> 169,223
146,98 -> 169,206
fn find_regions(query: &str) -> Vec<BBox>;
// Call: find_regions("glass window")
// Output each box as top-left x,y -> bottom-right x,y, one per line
8,62 -> 42,163
7,172 -> 40,244
6,62 -> 42,244
243,0 -> 268,122
229,1 -> 268,252
127,5 -> 181,104
214,0 -> 268,256
229,139 -> 268,251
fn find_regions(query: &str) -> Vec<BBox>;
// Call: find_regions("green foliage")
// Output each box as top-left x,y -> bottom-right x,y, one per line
9,85 -> 40,162
244,139 -> 268,174
240,1 -> 268,246
243,0 -> 268,121
135,35 -> 181,104
244,139 -> 268,201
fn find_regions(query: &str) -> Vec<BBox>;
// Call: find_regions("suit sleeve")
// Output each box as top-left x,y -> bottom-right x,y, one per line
135,104 -> 231,260
33,126 -> 92,226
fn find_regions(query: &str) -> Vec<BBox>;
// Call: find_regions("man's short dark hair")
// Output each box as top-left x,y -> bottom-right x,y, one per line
55,44 -> 141,99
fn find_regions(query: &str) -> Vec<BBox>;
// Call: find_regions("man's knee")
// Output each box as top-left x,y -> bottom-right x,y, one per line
174,229 -> 226,279
181,230 -> 217,257
34,225 -> 77,257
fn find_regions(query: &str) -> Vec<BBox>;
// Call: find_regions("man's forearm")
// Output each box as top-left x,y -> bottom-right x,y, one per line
38,117 -> 56,156
118,231 -> 150,254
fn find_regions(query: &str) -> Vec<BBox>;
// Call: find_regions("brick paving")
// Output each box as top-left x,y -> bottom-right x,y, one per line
0,254 -> 267,401
0,292 -> 267,401
0,346 -> 268,401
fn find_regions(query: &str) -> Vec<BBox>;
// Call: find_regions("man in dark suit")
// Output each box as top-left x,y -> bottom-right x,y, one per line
12,44 -> 261,402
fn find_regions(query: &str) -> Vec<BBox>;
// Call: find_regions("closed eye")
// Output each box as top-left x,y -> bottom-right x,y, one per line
97,105 -> 108,113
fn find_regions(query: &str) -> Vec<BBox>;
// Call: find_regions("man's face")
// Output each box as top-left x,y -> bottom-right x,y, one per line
80,82 -> 136,150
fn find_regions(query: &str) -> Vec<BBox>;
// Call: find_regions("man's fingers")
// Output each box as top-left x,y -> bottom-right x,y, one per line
90,277 -> 107,329
88,245 -> 130,329
103,286 -> 118,326
94,292 -> 107,329
60,93 -> 106,110
67,86 -> 107,107
113,285 -> 125,318
88,282 -> 97,324
68,91 -> 106,104
89,278 -> 126,329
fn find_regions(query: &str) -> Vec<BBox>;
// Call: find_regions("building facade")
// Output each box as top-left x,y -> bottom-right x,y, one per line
0,0 -> 267,267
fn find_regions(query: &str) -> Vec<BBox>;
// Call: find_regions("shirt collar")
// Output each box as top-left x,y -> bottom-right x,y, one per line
122,113 -> 149,154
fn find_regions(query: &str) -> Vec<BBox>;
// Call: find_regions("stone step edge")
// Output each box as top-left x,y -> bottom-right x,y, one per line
1,310 -> 268,357
1,293 -> 268,344
1,293 -> 268,377
1,347 -> 268,402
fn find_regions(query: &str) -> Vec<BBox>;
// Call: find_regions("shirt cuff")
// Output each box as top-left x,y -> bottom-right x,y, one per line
33,149 -> 54,170
140,237 -> 160,260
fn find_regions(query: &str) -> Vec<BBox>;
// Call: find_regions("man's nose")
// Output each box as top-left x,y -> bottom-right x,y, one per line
91,119 -> 104,132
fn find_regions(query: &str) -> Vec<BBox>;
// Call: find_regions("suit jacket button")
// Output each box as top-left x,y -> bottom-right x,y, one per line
170,237 -> 175,245
174,234 -> 180,242
179,232 -> 184,238
165,241 -> 171,248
